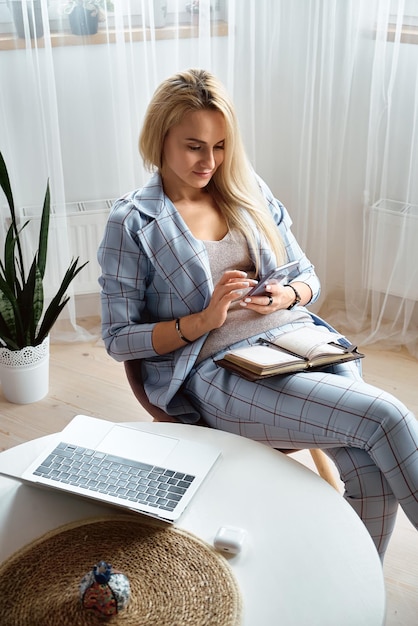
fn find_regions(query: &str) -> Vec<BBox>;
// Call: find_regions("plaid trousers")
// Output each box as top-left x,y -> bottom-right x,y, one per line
185,333 -> 418,559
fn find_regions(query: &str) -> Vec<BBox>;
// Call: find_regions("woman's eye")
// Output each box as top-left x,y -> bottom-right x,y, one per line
188,145 -> 200,151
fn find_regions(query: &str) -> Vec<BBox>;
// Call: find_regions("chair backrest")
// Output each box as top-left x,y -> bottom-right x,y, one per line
124,359 -> 177,422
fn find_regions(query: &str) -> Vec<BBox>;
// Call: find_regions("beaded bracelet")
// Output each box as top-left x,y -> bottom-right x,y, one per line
286,284 -> 301,310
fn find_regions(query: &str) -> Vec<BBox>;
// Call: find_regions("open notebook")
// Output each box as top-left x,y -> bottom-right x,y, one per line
5,415 -> 221,524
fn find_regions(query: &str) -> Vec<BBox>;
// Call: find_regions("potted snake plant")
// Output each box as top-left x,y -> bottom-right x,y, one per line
0,151 -> 88,403
63,0 -> 111,35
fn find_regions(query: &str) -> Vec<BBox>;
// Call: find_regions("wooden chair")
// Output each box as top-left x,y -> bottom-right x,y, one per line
124,359 -> 340,490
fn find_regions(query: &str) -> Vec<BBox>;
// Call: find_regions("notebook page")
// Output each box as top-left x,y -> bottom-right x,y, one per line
227,345 -> 302,366
273,327 -> 344,359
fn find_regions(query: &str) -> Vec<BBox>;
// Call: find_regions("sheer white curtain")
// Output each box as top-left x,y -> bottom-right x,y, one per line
232,0 -> 418,358
358,0 -> 418,357
1,0 -> 417,356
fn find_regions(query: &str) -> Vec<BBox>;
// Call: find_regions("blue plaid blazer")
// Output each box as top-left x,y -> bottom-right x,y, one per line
98,173 -> 320,421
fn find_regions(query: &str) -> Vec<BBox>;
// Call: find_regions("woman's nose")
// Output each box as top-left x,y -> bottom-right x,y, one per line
200,149 -> 215,168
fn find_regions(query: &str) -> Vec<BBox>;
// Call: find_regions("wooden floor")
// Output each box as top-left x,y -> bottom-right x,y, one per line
0,317 -> 417,625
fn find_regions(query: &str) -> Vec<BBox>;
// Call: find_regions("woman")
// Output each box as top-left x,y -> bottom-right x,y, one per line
98,68 -> 418,559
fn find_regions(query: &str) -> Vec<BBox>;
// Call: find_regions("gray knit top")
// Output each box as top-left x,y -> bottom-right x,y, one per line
197,230 -> 311,363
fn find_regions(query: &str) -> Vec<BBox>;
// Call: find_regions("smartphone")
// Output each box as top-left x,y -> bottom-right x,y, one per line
246,260 -> 299,297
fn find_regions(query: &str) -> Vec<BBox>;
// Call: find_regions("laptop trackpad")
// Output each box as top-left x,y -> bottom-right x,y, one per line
96,425 -> 179,466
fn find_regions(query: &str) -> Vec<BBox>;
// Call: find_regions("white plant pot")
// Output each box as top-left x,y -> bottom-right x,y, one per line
0,336 -> 49,404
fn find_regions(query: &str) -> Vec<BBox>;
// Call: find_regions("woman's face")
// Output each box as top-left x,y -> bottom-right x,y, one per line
161,109 -> 225,192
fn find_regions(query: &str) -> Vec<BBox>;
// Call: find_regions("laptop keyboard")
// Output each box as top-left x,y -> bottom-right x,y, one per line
33,442 -> 196,513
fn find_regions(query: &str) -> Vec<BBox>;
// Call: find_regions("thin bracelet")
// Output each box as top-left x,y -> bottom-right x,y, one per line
175,318 -> 193,344
286,284 -> 301,310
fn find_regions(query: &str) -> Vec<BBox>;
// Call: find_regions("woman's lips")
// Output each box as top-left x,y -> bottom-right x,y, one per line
193,171 -> 212,178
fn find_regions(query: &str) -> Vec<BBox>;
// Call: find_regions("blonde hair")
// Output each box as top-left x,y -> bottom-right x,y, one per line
139,69 -> 285,271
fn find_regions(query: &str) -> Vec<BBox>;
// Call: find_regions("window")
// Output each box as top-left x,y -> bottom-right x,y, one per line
387,0 -> 418,44
0,0 -> 228,50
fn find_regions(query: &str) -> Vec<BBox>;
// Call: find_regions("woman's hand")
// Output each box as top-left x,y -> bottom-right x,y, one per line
238,281 -> 310,314
202,270 -> 257,329
152,270 -> 256,354
152,273 -> 311,355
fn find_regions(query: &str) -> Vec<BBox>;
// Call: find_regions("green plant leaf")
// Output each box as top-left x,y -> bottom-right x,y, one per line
18,259 -> 44,345
0,151 -> 88,350
0,288 -> 19,347
0,152 -> 26,284
0,152 -> 15,220
36,257 -> 88,345
2,222 -> 29,292
1,226 -> 17,289
37,182 -> 50,278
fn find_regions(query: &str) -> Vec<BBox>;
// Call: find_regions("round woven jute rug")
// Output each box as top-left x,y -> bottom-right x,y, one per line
0,515 -> 242,626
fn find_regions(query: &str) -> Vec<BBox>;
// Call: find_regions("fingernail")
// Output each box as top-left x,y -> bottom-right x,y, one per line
244,298 -> 251,303
239,301 -> 247,307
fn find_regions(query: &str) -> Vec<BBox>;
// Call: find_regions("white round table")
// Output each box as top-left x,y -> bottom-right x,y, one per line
0,421 -> 385,625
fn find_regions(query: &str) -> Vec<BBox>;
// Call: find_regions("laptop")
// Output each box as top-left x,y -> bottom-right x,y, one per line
10,415 -> 221,523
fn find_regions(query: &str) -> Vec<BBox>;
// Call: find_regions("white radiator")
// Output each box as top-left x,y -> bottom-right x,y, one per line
12,200 -> 113,297
366,199 -> 418,300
